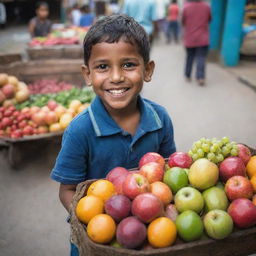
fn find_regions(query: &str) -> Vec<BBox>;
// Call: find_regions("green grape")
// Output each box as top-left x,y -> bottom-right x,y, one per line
230,148 -> 238,156
192,145 -> 198,153
195,141 -> 202,148
221,146 -> 229,156
221,136 -> 230,144
225,143 -> 232,151
207,153 -> 215,161
210,144 -> 218,153
215,147 -> 221,154
197,148 -> 204,158
211,156 -> 218,164
202,143 -> 210,153
188,150 -> 193,157
216,154 -> 224,163
232,144 -> 238,151
216,141 -> 223,148
211,138 -> 218,143
192,153 -> 199,161
230,141 -> 237,147
205,139 -> 211,144
200,137 -> 206,143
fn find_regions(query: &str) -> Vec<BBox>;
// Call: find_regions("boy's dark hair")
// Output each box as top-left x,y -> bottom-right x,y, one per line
36,1 -> 49,9
83,15 -> 150,65
81,4 -> 90,13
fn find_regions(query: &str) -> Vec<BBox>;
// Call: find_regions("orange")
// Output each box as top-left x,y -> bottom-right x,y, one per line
87,214 -> 116,244
75,195 -> 104,224
87,179 -> 115,202
246,156 -> 256,178
250,175 -> 256,193
150,181 -> 173,205
147,217 -> 177,248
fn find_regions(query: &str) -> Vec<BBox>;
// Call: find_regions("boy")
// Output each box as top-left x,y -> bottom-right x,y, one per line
51,14 -> 176,255
29,2 -> 52,38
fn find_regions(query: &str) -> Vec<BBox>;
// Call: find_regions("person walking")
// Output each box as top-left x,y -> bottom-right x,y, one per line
166,0 -> 180,44
122,0 -> 157,43
182,0 -> 211,85
154,0 -> 169,38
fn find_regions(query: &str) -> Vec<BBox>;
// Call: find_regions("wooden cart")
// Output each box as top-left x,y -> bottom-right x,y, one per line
0,132 -> 63,168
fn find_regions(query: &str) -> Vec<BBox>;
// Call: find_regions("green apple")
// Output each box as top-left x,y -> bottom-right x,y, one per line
163,167 -> 188,193
203,209 -> 233,239
203,186 -> 229,212
174,187 -> 204,213
175,210 -> 204,242
189,158 -> 219,190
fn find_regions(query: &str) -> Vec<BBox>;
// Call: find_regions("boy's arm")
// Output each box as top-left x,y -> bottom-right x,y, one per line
28,19 -> 36,37
59,184 -> 77,212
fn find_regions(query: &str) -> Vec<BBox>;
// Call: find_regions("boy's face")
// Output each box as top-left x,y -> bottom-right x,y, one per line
37,6 -> 49,19
82,40 -> 154,113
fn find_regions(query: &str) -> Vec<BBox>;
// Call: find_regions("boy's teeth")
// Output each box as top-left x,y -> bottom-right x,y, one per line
108,89 -> 126,95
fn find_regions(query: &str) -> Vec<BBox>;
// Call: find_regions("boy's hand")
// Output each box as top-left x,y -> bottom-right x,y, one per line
59,184 -> 77,213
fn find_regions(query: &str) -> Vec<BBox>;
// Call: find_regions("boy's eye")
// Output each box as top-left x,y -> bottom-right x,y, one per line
123,62 -> 136,68
96,64 -> 108,70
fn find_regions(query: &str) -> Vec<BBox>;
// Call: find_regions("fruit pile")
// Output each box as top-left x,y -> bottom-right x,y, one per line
0,74 -> 30,107
28,79 -> 73,95
75,141 -> 256,251
0,99 -> 90,138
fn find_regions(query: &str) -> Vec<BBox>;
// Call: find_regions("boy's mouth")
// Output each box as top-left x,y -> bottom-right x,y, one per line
106,88 -> 130,97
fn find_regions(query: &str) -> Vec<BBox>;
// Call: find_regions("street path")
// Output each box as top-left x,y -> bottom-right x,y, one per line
1,37 -> 256,256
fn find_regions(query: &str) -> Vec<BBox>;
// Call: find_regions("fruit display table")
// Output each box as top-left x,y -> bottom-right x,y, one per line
70,179 -> 256,256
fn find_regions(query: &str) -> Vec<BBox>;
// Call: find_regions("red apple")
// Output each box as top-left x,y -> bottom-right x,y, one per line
165,203 -> 179,222
116,216 -> 147,249
0,90 -> 6,104
29,106 -> 40,114
237,144 -> 251,165
139,152 -> 165,169
225,176 -> 253,201
0,130 -> 5,137
219,157 -> 246,182
37,125 -> 49,134
31,111 -> 46,126
47,100 -> 58,111
122,173 -> 150,199
131,193 -> 164,223
168,152 -> 193,168
228,198 -> 256,228
20,107 -> 30,114
252,195 -> 256,206
2,117 -> 12,128
1,84 -> 15,98
44,111 -> 58,125
105,195 -> 131,222
10,129 -> 23,138
140,162 -> 164,183
23,125 -> 34,136
18,120 -> 27,129
112,174 -> 128,194
106,167 -> 129,183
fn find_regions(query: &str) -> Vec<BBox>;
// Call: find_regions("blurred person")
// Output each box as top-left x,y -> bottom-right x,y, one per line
154,0 -> 169,38
166,0 -> 180,43
95,0 -> 107,19
122,0 -> 158,43
29,2 -> 52,37
109,0 -> 120,14
0,3 -> 6,29
79,4 -> 95,27
71,3 -> 82,26
182,0 -> 211,86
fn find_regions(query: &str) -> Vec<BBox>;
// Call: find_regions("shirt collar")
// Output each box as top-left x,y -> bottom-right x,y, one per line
88,95 -> 163,137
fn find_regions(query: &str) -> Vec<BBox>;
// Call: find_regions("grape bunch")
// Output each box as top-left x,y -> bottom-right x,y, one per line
188,137 -> 238,164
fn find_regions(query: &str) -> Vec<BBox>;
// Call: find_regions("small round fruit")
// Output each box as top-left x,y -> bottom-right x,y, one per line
69,99 -> 82,111
148,217 -> 177,248
59,113 -> 73,129
250,175 -> 256,192
76,195 -> 104,224
87,214 -> 116,244
246,156 -> 256,178
150,181 -> 173,205
87,179 -> 115,202
49,123 -> 63,132
175,210 -> 204,242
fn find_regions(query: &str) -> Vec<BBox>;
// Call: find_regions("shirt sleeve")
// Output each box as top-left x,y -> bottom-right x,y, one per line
158,113 -> 176,158
50,126 -> 88,185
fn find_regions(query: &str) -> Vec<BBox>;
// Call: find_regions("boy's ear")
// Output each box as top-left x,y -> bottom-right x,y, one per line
81,65 -> 92,86
144,60 -> 155,82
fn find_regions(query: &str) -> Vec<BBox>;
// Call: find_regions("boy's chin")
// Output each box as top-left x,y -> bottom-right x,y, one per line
103,100 -> 135,112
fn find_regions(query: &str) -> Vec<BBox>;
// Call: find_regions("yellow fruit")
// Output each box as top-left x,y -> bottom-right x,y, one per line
59,113 -> 73,129
246,156 -> 256,178
8,76 -> 19,87
49,123 -> 63,132
76,195 -> 104,224
54,105 -> 66,118
147,217 -> 177,248
69,99 -> 82,111
250,175 -> 256,192
87,214 -> 116,244
77,103 -> 90,113
0,73 -> 8,86
87,179 -> 115,202
15,89 -> 30,103
67,108 -> 76,117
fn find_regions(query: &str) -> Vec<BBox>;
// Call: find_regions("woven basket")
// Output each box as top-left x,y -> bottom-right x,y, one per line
70,146 -> 256,256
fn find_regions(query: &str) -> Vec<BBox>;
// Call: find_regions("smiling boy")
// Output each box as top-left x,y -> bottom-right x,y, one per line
51,14 -> 176,255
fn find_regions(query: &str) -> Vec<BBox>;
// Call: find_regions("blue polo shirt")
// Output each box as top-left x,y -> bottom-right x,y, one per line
50,95 -> 176,185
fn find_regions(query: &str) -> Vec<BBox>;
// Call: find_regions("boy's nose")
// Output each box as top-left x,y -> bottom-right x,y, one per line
110,68 -> 124,83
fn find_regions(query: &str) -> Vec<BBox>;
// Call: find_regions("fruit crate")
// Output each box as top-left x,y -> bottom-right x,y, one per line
26,45 -> 83,60
70,146 -> 256,256
0,131 -> 63,168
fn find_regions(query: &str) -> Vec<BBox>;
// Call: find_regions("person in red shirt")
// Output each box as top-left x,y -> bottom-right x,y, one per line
182,0 -> 211,85
166,0 -> 180,43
